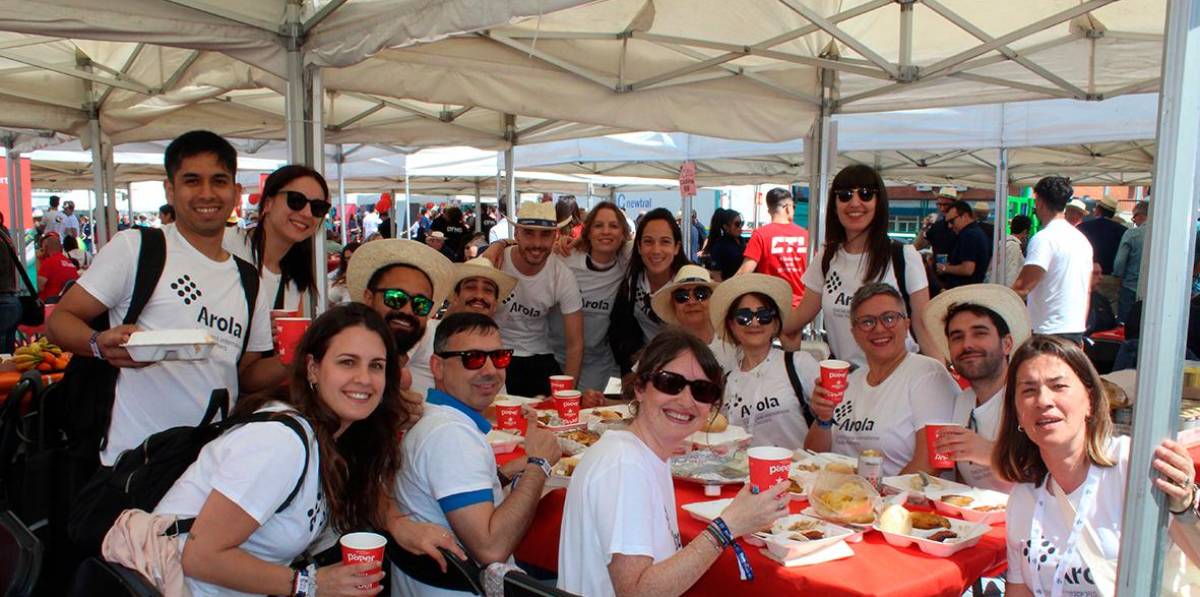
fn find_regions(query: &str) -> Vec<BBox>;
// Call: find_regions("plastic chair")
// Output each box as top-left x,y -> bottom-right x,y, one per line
502,570 -> 580,597
0,509 -> 42,597
68,557 -> 161,597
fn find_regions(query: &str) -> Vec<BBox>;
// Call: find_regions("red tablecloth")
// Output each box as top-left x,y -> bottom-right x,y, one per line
1189,444 -> 1200,479
500,449 -> 1007,596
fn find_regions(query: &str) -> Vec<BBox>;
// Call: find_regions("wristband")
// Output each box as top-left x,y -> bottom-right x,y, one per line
816,417 -> 834,429
712,517 -> 754,581
292,563 -> 317,597
526,457 -> 552,479
89,331 -> 104,359
704,523 -> 729,548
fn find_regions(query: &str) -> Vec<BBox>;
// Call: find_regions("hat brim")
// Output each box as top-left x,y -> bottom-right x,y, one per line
707,274 -> 794,341
347,239 -> 455,312
507,217 -> 571,230
453,264 -> 517,304
652,278 -> 718,326
923,284 -> 1032,364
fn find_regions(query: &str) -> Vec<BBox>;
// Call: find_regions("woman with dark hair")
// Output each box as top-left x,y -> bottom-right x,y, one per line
558,329 -> 788,596
996,335 -> 1197,597
609,207 -> 691,374
784,164 -> 933,367
63,234 -> 92,270
703,208 -> 745,281
225,164 -> 329,312
556,196 -> 584,239
328,241 -> 360,304
155,303 -> 462,596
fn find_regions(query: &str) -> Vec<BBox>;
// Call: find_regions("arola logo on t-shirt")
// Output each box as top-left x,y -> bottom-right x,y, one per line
507,301 -> 541,318
834,401 -> 874,431
583,298 -> 610,311
173,275 -> 244,339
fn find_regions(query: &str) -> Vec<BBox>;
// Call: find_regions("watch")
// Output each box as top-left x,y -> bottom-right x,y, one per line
526,456 -> 552,479
89,331 -> 104,359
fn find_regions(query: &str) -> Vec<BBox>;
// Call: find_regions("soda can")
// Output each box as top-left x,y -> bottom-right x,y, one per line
857,449 -> 883,488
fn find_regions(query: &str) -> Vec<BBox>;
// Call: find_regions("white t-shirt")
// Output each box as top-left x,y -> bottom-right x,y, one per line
362,211 -> 382,238
549,250 -> 628,390
950,386 -> 1013,493
80,225 -> 274,465
495,246 -> 583,357
223,227 -> 304,311
708,337 -> 740,373
43,208 -> 67,238
632,273 -> 665,342
801,245 -> 928,368
61,213 -> 81,237
488,219 -> 511,243
558,430 -> 680,597
722,349 -> 819,450
155,403 -> 326,597
1006,436 -> 1129,596
392,398 -> 506,597
830,353 -> 960,477
1023,218 -> 1093,334
408,319 -> 438,398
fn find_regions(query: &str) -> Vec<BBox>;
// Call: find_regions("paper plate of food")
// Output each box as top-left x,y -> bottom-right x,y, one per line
687,414 -> 752,451
581,404 -> 631,423
803,472 -> 881,528
485,429 -> 524,454
557,429 -> 601,455
757,514 -> 861,560
926,487 -> 1008,525
546,455 -> 582,489
880,473 -> 971,505
670,448 -> 749,486
873,504 -> 990,557
535,409 -> 587,432
792,451 -> 858,475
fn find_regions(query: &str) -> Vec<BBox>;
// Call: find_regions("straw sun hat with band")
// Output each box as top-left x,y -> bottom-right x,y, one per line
651,265 -> 719,326
453,257 -> 517,303
708,273 -> 794,342
922,283 -> 1031,364
508,201 -> 570,230
346,239 -> 455,311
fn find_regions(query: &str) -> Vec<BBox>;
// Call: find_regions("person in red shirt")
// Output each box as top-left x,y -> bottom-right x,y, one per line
737,187 -> 809,306
36,232 -> 79,303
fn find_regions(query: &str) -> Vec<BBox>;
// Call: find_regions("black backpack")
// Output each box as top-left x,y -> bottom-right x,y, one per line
67,389 -> 311,553
784,351 -> 817,427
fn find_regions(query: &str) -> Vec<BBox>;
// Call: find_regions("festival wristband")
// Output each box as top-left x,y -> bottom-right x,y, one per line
712,517 -> 754,581
89,331 -> 103,359
816,417 -> 834,429
292,563 -> 316,597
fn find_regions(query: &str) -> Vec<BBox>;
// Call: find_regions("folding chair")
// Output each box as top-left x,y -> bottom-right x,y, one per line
386,539 -> 484,594
503,570 -> 580,597
0,509 -> 41,596
68,557 -> 161,597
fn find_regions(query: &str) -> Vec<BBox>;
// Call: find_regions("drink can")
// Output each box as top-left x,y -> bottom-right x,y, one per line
857,449 -> 883,488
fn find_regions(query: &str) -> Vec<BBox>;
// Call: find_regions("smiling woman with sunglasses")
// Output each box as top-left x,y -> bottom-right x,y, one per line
558,329 -> 789,597
650,265 -> 739,370
781,164 -> 934,369
709,273 -> 820,450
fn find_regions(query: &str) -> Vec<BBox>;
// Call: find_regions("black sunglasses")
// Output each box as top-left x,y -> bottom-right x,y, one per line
373,288 -> 435,316
644,370 -> 722,404
731,306 -> 777,327
436,349 -> 514,370
832,187 -> 878,203
672,286 -> 713,304
283,190 -> 332,218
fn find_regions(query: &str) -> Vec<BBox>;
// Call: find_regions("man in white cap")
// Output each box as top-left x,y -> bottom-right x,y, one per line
925,284 -> 1029,492
1077,195 -> 1127,317
914,186 -> 959,255
1064,198 -> 1088,226
408,257 -> 517,396
494,202 -> 583,397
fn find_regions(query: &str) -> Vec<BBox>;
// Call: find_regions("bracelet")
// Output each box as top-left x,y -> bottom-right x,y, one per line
1169,484 -> 1198,515
89,330 -> 104,360
292,562 -> 317,597
712,517 -> 754,581
704,523 -> 729,548
526,457 -> 552,479
816,417 -> 834,429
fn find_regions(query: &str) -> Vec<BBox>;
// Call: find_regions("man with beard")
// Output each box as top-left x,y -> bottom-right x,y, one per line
409,257 -> 516,396
924,284 -> 1031,492
494,202 -> 583,397
346,238 -> 454,385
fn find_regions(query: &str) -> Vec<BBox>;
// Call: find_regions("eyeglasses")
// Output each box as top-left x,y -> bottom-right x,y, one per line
672,286 -> 713,304
436,349 -> 514,370
832,187 -> 878,203
731,306 -> 778,326
644,370 -> 722,404
283,190 -> 332,218
373,288 -> 435,316
853,310 -> 907,332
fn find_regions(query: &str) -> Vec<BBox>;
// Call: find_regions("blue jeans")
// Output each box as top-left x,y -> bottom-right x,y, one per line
0,294 -> 22,354
1117,287 -> 1137,324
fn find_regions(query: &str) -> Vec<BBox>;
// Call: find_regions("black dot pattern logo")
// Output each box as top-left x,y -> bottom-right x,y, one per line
1024,538 -> 1056,571
825,271 -> 843,295
307,486 -> 326,532
833,400 -> 852,424
170,275 -> 202,305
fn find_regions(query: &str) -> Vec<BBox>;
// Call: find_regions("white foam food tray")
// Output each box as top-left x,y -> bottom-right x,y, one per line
124,329 -> 215,362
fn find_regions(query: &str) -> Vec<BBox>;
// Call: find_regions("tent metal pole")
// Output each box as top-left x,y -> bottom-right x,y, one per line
474,180 -> 483,233
495,152 -> 503,207
682,192 -> 692,261
993,148 -> 1009,284
336,145 -> 347,245
309,69 -> 327,315
1118,0 -> 1200,594
88,113 -> 109,250
284,2 -> 306,165
403,176 -> 411,239
505,146 -> 516,218
125,183 -> 133,228
4,143 -> 24,266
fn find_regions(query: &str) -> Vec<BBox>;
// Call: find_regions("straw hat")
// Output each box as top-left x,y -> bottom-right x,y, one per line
1066,198 -> 1088,213
651,265 -> 718,326
708,273 -> 793,341
428,231 -> 446,240
923,283 -> 1031,364
347,239 -> 455,309
453,257 -> 517,303
937,187 -> 958,200
508,201 -> 569,230
1098,195 -> 1120,212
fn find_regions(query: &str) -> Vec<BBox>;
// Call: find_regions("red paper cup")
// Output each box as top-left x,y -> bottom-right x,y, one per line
275,317 -> 311,366
494,399 -> 527,435
340,531 -> 386,590
553,389 -> 582,425
548,375 -> 575,395
925,423 -> 958,469
748,446 -> 793,493
819,359 -> 851,404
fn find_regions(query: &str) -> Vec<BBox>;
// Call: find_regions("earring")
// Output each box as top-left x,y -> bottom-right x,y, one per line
308,380 -> 317,391
1017,425 -> 1024,433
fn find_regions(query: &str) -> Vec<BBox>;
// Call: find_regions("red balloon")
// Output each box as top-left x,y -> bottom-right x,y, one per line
248,193 -> 261,205
377,193 -> 393,213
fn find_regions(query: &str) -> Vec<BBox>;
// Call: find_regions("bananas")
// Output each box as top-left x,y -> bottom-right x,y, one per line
10,337 -> 70,372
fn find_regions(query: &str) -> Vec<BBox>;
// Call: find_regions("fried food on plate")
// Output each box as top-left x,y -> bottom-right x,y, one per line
910,511 -> 951,530
941,494 -> 975,508
927,530 -> 959,543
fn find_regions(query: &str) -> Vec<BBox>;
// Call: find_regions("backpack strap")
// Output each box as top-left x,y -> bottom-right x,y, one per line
889,240 -> 912,318
272,278 -> 286,310
232,256 -> 260,359
122,228 -> 167,326
784,351 -> 816,427
165,412 -> 311,537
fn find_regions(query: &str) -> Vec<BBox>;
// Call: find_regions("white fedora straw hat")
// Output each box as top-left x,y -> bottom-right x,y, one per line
453,257 -> 517,303
923,283 -> 1032,364
347,239 -> 455,310
708,273 -> 793,341
508,201 -> 569,230
651,265 -> 718,326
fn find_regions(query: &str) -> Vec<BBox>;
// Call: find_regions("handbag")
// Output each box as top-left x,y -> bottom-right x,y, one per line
0,229 -> 44,326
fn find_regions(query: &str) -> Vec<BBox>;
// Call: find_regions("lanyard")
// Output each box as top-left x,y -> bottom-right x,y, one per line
1028,464 -> 1102,597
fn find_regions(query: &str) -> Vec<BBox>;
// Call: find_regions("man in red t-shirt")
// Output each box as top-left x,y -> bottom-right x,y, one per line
36,233 -> 79,303
737,187 -> 809,307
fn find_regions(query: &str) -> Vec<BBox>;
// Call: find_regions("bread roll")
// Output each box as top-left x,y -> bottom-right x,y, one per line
702,412 -> 728,433
878,504 -> 912,535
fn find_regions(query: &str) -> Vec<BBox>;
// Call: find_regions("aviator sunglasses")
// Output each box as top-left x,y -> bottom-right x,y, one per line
373,288 -> 435,316
731,306 -> 778,327
672,286 -> 713,304
436,349 -> 514,370
832,187 -> 878,203
644,370 -> 722,404
283,190 -> 332,218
